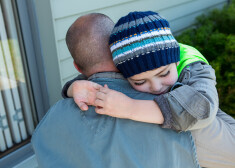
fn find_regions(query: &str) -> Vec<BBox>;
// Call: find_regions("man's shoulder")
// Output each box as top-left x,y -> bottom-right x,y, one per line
45,98 -> 78,119
51,98 -> 78,111
32,99 -> 80,138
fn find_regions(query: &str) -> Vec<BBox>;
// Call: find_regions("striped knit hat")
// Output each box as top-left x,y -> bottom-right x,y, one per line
109,11 -> 180,78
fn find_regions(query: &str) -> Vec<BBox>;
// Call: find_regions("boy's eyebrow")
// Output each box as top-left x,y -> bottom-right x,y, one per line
155,66 -> 169,76
130,78 -> 145,81
130,66 -> 169,81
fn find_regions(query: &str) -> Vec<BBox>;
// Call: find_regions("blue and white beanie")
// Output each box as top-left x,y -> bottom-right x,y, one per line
109,11 -> 180,78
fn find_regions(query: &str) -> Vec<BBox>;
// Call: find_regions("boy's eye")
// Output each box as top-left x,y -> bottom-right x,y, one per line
160,71 -> 170,77
134,81 -> 145,86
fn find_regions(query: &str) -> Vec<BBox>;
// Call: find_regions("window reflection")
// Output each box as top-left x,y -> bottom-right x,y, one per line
0,0 -> 36,156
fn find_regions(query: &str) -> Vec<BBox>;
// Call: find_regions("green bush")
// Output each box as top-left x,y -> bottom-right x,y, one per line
176,0 -> 235,118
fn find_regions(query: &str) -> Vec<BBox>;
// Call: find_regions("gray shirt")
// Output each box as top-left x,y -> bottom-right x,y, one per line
32,73 -> 200,168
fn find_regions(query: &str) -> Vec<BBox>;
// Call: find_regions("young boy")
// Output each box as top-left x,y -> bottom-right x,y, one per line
63,11 -> 235,167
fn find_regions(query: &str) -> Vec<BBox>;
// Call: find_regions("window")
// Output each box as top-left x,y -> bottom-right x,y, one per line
0,0 -> 37,158
0,0 -> 49,167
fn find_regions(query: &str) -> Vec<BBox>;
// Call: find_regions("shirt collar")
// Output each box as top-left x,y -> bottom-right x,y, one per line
88,72 -> 125,80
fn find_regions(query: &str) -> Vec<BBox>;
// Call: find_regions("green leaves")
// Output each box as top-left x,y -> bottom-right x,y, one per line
176,0 -> 235,117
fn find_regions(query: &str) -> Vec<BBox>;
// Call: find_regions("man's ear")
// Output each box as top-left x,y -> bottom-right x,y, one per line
73,61 -> 82,73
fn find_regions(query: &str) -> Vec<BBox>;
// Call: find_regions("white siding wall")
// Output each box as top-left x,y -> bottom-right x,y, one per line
46,0 -> 227,99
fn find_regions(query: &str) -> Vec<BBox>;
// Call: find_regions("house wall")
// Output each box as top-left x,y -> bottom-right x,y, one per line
34,0 -> 227,105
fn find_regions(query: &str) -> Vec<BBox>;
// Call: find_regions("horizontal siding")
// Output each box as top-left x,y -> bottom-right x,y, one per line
49,0 -> 227,85
51,0 -> 135,20
57,40 -> 69,61
62,73 -> 78,86
53,0 -> 191,41
171,2 -> 226,34
161,0 -> 225,21
60,57 -> 77,83
161,0 -> 226,32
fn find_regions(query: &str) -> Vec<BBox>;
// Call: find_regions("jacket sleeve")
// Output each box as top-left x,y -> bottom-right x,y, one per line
154,62 -> 218,131
61,74 -> 87,98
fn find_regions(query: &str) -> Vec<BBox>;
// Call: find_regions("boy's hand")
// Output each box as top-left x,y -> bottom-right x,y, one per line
68,80 -> 102,111
95,85 -> 134,119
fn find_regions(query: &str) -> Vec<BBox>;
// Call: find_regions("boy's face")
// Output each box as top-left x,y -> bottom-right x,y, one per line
128,63 -> 178,95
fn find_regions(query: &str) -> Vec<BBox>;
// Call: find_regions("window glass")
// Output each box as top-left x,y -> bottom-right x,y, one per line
0,0 -> 36,157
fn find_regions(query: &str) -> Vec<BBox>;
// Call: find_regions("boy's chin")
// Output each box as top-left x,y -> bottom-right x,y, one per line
151,87 -> 171,95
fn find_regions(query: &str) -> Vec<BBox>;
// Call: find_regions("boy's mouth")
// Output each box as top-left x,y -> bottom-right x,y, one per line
155,87 -> 171,95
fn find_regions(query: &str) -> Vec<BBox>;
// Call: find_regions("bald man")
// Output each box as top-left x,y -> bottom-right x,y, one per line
31,13 -> 199,168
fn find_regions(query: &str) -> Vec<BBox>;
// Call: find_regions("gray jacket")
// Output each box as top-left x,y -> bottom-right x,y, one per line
62,61 -> 218,132
155,61 -> 218,131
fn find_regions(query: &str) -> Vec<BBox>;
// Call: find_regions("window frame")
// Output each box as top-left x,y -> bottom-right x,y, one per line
0,0 -> 49,166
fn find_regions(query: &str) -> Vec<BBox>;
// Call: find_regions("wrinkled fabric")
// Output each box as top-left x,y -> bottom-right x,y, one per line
32,75 -> 200,168
191,109 -> 235,168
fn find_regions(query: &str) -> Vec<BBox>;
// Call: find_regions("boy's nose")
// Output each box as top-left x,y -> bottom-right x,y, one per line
150,80 -> 162,93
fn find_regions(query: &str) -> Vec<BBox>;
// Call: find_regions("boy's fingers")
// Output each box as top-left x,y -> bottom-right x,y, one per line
96,92 -> 106,100
104,84 -> 109,88
95,107 -> 104,114
94,99 -> 104,107
99,87 -> 109,94
92,83 -> 102,90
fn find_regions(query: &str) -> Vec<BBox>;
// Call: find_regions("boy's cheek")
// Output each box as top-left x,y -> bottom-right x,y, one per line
168,71 -> 178,85
132,85 -> 150,93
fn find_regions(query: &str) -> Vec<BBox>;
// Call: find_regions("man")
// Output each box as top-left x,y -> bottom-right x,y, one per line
31,13 -> 199,168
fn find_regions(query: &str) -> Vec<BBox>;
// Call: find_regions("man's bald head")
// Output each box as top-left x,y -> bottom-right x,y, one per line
66,13 -> 118,76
